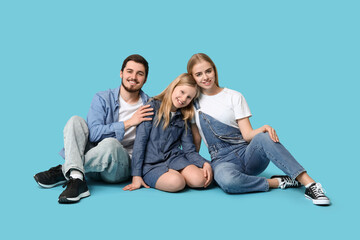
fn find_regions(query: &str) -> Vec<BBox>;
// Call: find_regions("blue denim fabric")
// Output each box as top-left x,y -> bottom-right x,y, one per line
194,100 -> 305,194
59,87 -> 149,158
132,99 -> 207,177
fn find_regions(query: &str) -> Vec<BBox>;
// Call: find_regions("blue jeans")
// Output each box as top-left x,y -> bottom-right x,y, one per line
211,132 -> 305,193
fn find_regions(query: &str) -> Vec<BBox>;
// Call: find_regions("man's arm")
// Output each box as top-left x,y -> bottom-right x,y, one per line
87,94 -> 153,143
87,94 -> 124,142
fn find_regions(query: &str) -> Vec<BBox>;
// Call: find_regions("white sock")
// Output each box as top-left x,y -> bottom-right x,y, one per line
305,182 -> 315,188
70,169 -> 84,180
276,178 -> 283,188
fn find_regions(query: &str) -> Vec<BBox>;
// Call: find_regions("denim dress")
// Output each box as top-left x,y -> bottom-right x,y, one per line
132,99 -> 207,187
194,100 -> 305,194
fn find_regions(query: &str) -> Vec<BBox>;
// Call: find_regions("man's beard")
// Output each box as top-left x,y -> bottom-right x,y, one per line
121,79 -> 141,93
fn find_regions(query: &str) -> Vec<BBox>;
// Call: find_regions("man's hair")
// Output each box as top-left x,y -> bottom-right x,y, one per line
121,54 -> 149,78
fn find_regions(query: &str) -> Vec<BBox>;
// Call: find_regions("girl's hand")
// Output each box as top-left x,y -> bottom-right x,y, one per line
203,162 -> 213,188
262,125 -> 279,142
124,105 -> 153,129
123,176 -> 150,191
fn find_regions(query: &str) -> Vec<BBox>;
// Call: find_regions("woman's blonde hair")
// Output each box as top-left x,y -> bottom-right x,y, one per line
187,53 -> 219,87
154,73 -> 199,130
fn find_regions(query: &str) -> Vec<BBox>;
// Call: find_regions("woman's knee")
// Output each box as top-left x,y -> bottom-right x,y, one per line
214,163 -> 246,194
252,132 -> 271,144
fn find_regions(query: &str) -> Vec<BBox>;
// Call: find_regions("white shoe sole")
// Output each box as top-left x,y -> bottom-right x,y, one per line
305,195 -> 330,205
58,190 -> 91,203
35,178 -> 67,188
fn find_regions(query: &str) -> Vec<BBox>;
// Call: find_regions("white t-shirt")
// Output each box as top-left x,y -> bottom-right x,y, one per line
118,96 -> 143,158
192,88 -> 252,147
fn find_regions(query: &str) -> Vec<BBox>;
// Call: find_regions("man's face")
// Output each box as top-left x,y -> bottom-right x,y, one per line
120,60 -> 147,93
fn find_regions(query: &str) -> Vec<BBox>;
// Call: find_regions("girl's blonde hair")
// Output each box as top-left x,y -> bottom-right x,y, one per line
187,53 -> 219,87
154,73 -> 199,130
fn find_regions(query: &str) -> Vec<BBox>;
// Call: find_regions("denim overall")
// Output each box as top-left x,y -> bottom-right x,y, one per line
194,100 -> 305,193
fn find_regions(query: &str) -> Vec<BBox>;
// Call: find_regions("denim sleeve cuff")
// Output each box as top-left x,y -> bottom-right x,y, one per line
187,152 -> 207,168
131,169 -> 142,176
112,121 -> 125,141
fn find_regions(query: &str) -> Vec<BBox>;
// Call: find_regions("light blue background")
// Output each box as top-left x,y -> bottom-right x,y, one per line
1,0 -> 359,239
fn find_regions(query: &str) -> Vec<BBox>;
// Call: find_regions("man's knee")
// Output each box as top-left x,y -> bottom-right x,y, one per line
97,138 -> 130,166
64,115 -> 88,133
98,138 -> 123,152
67,115 -> 86,126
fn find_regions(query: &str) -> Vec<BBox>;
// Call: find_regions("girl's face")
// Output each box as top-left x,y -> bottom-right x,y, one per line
191,61 -> 216,90
171,85 -> 197,111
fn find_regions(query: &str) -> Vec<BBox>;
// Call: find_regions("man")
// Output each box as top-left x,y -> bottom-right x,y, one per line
34,54 -> 153,203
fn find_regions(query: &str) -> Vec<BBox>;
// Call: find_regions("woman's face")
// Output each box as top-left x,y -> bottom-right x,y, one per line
191,61 -> 216,90
171,85 -> 197,111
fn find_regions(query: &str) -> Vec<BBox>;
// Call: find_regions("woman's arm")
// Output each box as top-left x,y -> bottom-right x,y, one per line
191,124 -> 202,152
237,117 -> 279,143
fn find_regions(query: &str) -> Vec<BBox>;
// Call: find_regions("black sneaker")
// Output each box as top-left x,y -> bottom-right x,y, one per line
34,165 -> 67,188
305,183 -> 330,206
271,175 -> 302,189
58,177 -> 90,204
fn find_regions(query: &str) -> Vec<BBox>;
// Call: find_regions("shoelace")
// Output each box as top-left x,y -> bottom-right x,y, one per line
279,176 -> 300,189
62,177 -> 75,188
310,183 -> 326,198
44,166 -> 62,177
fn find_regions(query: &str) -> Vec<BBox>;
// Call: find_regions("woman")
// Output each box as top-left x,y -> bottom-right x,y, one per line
123,73 -> 213,192
187,53 -> 330,206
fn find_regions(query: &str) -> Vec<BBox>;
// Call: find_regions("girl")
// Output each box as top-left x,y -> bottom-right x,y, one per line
187,53 -> 330,206
123,73 -> 213,192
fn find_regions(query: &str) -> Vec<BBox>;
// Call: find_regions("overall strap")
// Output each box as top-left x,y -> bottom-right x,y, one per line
193,99 -> 200,110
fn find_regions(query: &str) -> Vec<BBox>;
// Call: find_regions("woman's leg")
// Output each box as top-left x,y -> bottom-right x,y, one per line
244,132 -> 306,180
180,165 -> 206,188
296,172 -> 315,186
213,161 -> 269,193
245,132 -> 318,189
155,169 -> 186,192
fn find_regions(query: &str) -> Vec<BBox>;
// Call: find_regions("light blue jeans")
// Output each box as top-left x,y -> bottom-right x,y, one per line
62,116 -> 131,183
211,132 -> 306,193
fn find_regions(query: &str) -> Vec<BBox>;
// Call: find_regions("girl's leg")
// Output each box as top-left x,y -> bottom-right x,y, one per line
155,169 -> 186,192
180,165 -> 206,188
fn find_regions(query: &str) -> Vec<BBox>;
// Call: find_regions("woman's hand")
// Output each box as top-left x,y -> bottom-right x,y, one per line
203,162 -> 213,188
262,125 -> 279,142
123,176 -> 150,191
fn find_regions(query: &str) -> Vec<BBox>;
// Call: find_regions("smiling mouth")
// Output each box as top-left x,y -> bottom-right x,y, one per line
176,98 -> 184,105
202,79 -> 212,85
127,79 -> 138,85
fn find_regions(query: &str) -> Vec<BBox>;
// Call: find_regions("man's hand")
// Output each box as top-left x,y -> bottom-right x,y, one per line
124,105 -> 153,129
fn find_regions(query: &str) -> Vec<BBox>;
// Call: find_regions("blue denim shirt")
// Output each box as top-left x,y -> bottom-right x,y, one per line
59,87 -> 150,158
131,99 -> 207,176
